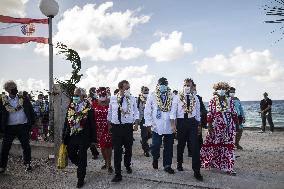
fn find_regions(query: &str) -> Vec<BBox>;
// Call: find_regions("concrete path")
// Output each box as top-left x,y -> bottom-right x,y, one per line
0,130 -> 283,189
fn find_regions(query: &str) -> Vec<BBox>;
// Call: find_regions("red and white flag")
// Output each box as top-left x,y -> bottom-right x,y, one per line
0,15 -> 48,44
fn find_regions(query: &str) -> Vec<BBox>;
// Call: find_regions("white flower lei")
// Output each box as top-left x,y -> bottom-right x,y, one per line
1,95 -> 24,113
155,85 -> 172,112
117,94 -> 131,116
179,91 -> 196,115
214,95 -> 229,112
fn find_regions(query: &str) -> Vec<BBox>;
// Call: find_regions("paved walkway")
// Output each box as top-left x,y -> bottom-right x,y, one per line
0,130 -> 283,189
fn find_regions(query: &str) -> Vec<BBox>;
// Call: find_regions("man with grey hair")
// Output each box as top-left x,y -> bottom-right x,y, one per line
0,80 -> 35,173
62,87 -> 97,188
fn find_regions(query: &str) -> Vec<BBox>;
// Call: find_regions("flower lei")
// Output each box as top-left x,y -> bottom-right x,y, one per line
117,94 -> 131,116
1,95 -> 24,112
155,85 -> 172,112
179,91 -> 196,115
67,101 -> 90,135
214,95 -> 229,112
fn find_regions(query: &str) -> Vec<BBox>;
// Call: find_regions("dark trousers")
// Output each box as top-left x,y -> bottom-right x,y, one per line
261,112 -> 274,132
0,124 -> 31,168
111,124 -> 133,175
151,132 -> 174,168
67,143 -> 88,180
89,144 -> 99,157
176,118 -> 201,172
140,118 -> 151,153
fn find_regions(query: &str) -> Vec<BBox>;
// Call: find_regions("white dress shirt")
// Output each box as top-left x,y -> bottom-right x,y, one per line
7,95 -> 28,125
170,93 -> 201,122
107,95 -> 139,124
144,92 -> 174,135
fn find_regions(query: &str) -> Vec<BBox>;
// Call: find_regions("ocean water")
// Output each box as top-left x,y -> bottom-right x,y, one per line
204,100 -> 284,128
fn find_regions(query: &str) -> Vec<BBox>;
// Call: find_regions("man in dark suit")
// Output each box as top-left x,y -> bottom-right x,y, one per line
187,83 -> 207,156
0,80 -> 35,173
62,87 -> 97,188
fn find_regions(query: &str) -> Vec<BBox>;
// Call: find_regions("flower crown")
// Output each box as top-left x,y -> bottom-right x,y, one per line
96,87 -> 107,96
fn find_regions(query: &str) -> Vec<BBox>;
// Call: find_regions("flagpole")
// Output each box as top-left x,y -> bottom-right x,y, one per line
39,0 -> 59,142
48,16 -> 54,141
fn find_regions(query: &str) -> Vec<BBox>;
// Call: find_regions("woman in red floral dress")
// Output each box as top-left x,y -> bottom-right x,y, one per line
92,87 -> 113,173
200,82 -> 239,175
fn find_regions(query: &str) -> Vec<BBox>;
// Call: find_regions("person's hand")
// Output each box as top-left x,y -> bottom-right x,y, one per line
198,125 -> 202,135
92,142 -> 98,148
108,123 -> 112,132
171,123 -> 177,133
133,124 -> 138,131
208,124 -> 213,133
146,126 -> 152,133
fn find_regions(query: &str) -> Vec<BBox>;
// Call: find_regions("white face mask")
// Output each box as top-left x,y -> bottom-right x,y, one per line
229,92 -> 235,97
143,94 -> 148,98
184,87 -> 191,94
217,89 -> 226,96
99,96 -> 107,101
124,89 -> 131,97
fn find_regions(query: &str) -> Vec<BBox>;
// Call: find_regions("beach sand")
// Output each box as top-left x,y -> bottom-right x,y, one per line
0,130 -> 283,189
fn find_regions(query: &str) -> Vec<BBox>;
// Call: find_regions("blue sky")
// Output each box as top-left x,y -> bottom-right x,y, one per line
0,0 -> 283,101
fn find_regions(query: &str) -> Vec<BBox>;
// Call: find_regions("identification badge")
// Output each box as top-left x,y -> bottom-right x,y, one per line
156,108 -> 162,119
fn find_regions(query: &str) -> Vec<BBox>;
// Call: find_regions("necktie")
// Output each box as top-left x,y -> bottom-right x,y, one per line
118,96 -> 124,124
184,95 -> 190,119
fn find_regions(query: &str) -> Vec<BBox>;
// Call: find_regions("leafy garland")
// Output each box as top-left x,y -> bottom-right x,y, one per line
117,94 -> 131,116
67,101 -> 90,135
214,95 -> 229,112
1,95 -> 24,113
55,42 -> 83,98
155,85 -> 172,112
179,91 -> 196,115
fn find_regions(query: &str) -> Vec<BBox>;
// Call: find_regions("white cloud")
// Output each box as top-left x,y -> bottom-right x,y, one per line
77,65 -> 155,96
0,0 -> 28,17
146,31 -> 194,62
0,78 -> 48,94
34,2 -> 149,61
0,65 -> 155,97
194,47 -> 284,82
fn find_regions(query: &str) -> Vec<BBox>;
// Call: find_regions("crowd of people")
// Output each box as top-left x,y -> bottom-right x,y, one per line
0,78 -> 275,188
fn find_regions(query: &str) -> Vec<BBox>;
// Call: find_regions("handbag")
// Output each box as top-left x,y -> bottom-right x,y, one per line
57,144 -> 68,169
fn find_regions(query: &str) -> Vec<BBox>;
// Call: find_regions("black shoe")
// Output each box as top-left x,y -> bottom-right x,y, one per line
194,171 -> 203,181
177,164 -> 183,171
126,166 -> 132,174
108,166 -> 113,174
25,164 -> 32,172
152,160 -> 158,169
0,167 -> 5,174
77,179 -> 84,188
144,151 -> 150,157
111,174 -> 122,182
164,167 -> 175,174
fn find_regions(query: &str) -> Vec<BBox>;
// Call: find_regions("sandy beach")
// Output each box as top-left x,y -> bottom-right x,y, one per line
0,129 -> 283,189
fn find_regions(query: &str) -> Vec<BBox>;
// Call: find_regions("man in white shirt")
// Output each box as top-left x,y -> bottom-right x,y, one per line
170,78 -> 203,181
0,80 -> 35,174
137,86 -> 151,157
144,77 -> 176,174
107,80 -> 139,182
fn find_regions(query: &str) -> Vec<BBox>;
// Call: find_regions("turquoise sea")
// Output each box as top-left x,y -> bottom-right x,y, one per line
204,100 -> 284,128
